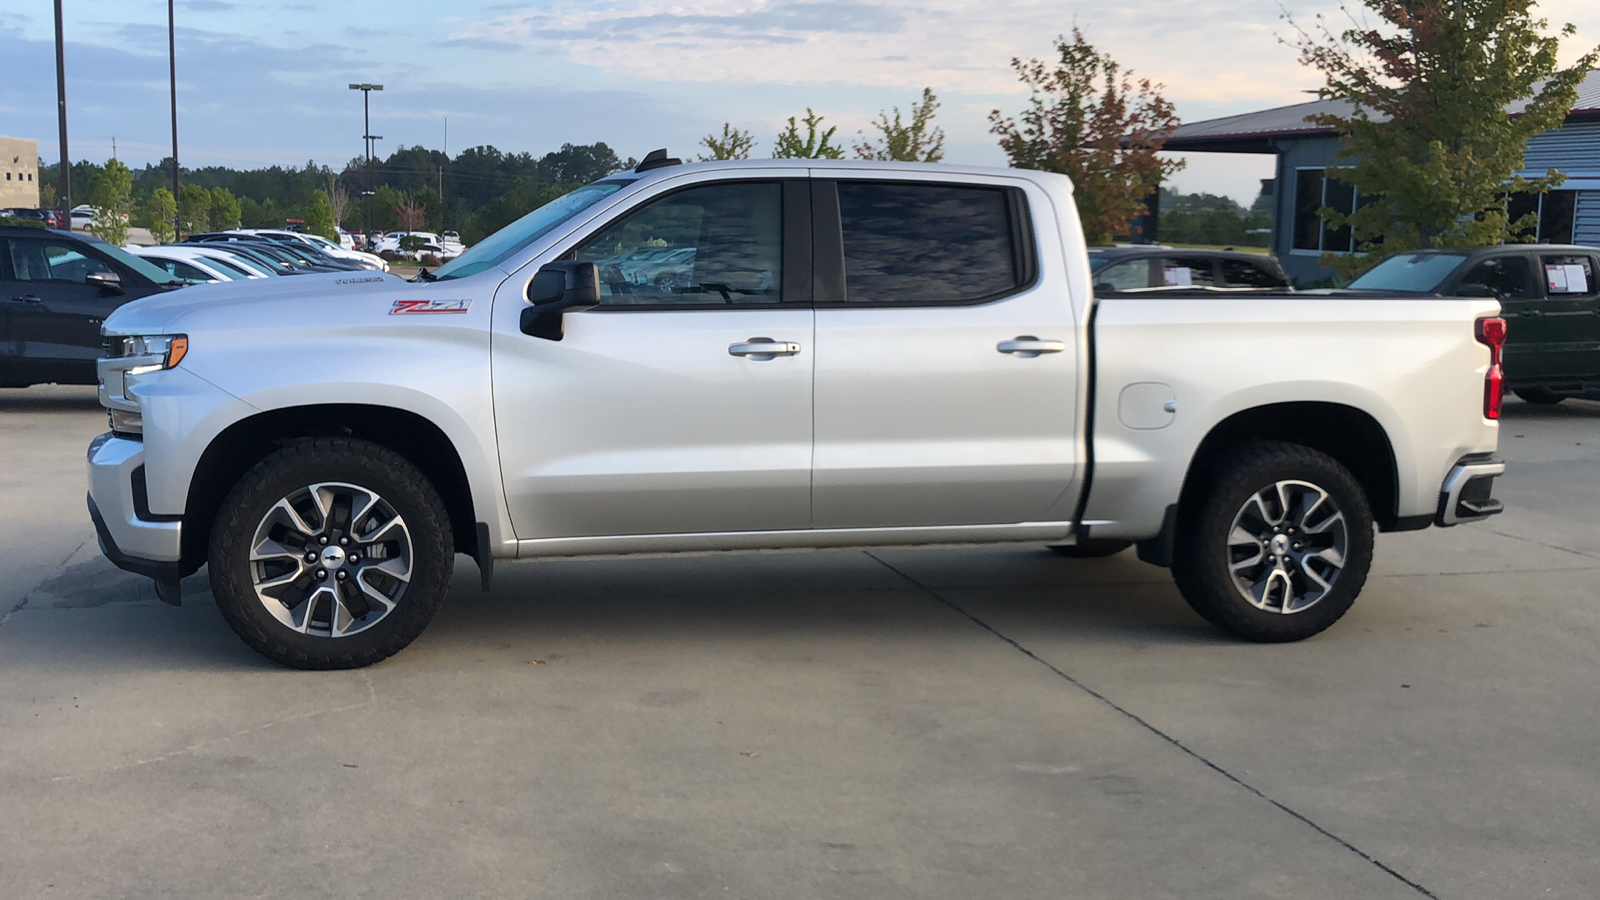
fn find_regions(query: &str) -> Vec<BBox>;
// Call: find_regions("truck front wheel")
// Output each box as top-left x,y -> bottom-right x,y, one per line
1171,441 -> 1373,642
208,438 -> 454,669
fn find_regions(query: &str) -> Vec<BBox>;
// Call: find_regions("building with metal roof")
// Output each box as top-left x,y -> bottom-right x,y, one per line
1164,70 -> 1600,282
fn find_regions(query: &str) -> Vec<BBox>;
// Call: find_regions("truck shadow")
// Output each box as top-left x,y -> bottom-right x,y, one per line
0,385 -> 100,413
1501,397 -> 1600,419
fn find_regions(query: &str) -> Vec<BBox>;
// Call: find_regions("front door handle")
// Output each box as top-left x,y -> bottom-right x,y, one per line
9,294 -> 43,304
729,337 -> 801,360
997,336 -> 1066,358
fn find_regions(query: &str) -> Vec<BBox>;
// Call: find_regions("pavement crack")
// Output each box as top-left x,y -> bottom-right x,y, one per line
863,550 -> 1441,900
1,542 -> 89,631
46,671 -> 378,784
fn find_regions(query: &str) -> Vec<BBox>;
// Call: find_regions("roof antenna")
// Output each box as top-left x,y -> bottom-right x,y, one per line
635,148 -> 682,172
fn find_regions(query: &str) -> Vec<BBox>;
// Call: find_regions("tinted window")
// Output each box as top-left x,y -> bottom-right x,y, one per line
1158,256 -> 1219,288
1459,257 -> 1532,300
1347,253 -> 1469,292
837,182 -> 1020,303
574,181 -> 783,306
7,239 -> 97,283
1220,257 -> 1287,289
1095,259 -> 1152,291
1541,255 -> 1595,296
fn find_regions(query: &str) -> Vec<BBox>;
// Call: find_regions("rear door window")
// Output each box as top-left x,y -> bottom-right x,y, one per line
1157,256 -> 1219,288
1219,257 -> 1287,289
1541,255 -> 1595,296
835,182 -> 1025,304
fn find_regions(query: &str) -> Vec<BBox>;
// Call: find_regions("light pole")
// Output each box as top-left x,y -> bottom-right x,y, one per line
347,83 -> 383,166
169,0 -> 180,237
348,83 -> 383,232
53,0 -> 69,216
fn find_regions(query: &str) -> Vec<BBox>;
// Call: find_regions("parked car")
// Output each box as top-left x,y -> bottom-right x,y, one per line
1,225 -> 186,386
1089,246 -> 1291,295
183,233 -> 358,273
1339,245 -> 1600,403
235,229 -> 388,271
130,245 -> 260,282
68,204 -> 128,230
88,158 -> 1506,668
1,207 -> 50,224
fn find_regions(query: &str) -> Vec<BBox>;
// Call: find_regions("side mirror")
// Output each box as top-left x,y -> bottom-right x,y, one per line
521,261 -> 601,341
86,270 -> 123,294
1454,283 -> 1497,299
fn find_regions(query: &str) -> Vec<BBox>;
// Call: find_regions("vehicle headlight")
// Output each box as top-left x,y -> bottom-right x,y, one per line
110,334 -> 189,374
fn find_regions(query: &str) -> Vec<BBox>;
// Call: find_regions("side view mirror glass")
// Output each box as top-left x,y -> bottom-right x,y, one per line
521,261 -> 601,341
86,270 -> 123,294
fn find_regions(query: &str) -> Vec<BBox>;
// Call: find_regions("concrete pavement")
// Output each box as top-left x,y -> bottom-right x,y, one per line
2,385 -> 1597,899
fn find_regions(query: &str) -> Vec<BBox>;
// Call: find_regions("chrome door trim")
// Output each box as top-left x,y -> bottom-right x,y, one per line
514,521 -> 1078,558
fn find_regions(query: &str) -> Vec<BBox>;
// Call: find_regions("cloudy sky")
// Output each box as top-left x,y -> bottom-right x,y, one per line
2,0 -> 1597,203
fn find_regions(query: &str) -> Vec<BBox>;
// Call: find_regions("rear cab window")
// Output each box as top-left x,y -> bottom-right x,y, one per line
1219,257 -> 1287,289
832,181 -> 1033,304
1156,256 -> 1219,288
1541,254 -> 1596,296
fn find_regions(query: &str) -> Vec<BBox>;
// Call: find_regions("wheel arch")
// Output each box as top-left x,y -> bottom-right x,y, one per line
1177,401 -> 1401,531
181,404 -> 480,573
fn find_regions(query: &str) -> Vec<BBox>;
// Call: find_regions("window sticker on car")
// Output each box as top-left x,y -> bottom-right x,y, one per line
390,299 -> 471,315
1164,266 -> 1193,287
1545,264 -> 1589,294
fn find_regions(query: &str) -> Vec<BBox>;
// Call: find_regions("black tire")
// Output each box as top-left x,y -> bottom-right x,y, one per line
1171,441 -> 1374,642
1047,539 -> 1133,558
1512,387 -> 1565,405
208,438 -> 454,669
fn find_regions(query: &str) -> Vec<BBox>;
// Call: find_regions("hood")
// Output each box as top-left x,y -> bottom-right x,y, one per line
102,270 -> 409,336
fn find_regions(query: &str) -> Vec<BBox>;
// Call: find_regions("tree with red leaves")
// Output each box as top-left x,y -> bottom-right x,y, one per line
1287,1 -> 1597,270
989,29 -> 1183,244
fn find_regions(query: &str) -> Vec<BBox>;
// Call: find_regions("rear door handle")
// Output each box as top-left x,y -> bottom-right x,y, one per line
997,336 -> 1066,357
9,294 -> 43,304
729,337 -> 801,360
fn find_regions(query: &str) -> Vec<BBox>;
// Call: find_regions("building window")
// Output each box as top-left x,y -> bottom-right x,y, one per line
1507,190 -> 1576,244
1292,168 -> 1359,254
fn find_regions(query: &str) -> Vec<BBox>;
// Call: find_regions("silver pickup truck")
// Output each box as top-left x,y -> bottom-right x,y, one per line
88,157 -> 1507,669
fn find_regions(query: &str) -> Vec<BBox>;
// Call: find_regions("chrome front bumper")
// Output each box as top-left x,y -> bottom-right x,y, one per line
87,432 -> 183,570
1436,454 -> 1505,526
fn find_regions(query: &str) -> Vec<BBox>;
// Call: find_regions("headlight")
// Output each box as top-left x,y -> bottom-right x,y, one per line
110,334 -> 189,374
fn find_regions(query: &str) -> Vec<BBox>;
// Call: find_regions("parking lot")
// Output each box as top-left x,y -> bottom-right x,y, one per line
2,385 -> 1597,899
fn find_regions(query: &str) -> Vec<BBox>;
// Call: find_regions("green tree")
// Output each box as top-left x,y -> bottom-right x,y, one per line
302,190 -> 338,240
698,123 -> 757,160
144,187 -> 177,243
854,88 -> 946,162
989,29 -> 1183,244
414,186 -> 444,232
772,109 -> 844,159
1288,0 -> 1599,272
209,186 -> 241,230
179,183 -> 213,234
87,158 -> 134,245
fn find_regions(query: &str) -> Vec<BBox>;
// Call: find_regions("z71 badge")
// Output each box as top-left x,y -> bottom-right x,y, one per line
390,299 -> 472,315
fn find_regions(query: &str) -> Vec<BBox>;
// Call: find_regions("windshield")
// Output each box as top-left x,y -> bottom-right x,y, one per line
1347,253 -> 1469,292
83,237 -> 182,285
432,180 -> 632,280
198,253 -> 256,279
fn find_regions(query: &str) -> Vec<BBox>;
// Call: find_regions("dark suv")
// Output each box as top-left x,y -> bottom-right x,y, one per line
1089,246 -> 1290,295
1,226 -> 185,387
1343,245 -> 1600,404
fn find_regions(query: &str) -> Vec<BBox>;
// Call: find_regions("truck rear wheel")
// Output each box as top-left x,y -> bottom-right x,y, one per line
208,438 -> 454,669
1171,441 -> 1373,642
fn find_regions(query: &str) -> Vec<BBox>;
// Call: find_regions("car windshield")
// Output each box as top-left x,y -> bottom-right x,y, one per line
1347,253 -> 1469,292
82,237 -> 182,285
432,179 -> 632,280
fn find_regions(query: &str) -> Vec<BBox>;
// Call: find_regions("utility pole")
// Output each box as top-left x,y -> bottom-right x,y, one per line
169,0 -> 180,237
54,0 -> 69,216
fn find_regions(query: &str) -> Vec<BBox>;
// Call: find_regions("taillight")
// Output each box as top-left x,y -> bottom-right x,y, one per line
1475,316 -> 1506,420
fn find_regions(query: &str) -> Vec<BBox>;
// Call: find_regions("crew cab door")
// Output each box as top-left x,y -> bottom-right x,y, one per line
1534,252 -> 1600,380
810,176 -> 1083,528
492,176 -> 815,540
0,235 -> 129,384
